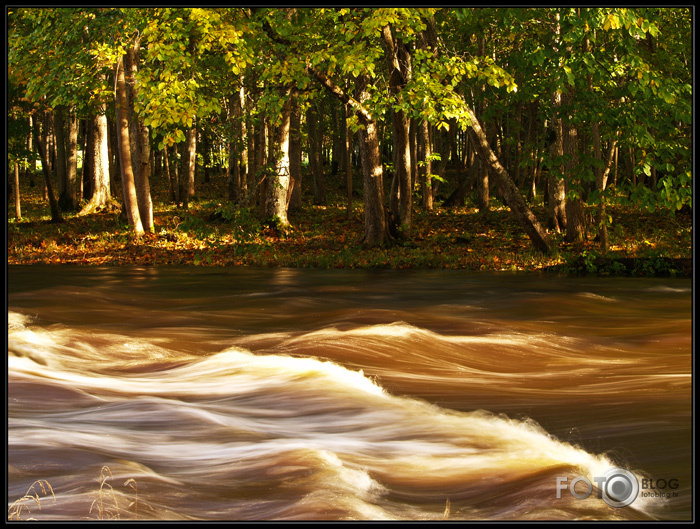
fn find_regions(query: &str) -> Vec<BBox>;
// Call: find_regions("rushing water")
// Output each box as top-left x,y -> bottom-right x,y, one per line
7,266 -> 692,521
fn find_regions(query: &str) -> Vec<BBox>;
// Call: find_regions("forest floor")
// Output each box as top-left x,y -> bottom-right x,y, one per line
7,170 -> 693,277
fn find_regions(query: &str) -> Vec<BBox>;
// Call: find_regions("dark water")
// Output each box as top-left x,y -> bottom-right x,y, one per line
7,266 -> 692,521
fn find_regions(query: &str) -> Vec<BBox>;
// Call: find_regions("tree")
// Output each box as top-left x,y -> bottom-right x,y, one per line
79,106 -> 114,216
31,108 -> 63,223
264,88 -> 294,230
381,21 -> 413,237
114,55 -> 144,234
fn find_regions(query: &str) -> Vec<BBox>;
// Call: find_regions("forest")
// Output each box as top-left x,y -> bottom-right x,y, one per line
7,8 -> 693,275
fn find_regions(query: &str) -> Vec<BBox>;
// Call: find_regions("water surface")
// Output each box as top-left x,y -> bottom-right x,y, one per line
7,266 -> 692,520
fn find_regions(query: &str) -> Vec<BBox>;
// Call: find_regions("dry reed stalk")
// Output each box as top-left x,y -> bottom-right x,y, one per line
7,479 -> 56,520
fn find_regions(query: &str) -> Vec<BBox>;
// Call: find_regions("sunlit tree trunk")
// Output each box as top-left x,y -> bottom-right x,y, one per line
356,75 -> 392,247
79,108 -> 113,214
114,56 -> 144,234
418,119 -> 433,211
67,108 -> 79,207
125,42 -> 153,231
466,105 -> 552,253
382,24 -> 412,238
13,160 -> 22,220
264,89 -> 293,230
180,125 -> 196,210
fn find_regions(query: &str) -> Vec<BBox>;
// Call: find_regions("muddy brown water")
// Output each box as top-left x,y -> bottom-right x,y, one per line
7,266 -> 692,520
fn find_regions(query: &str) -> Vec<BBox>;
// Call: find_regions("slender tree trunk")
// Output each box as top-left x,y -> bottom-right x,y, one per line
432,126 -> 448,201
548,91 -> 567,232
255,114 -> 268,216
53,106 -> 71,209
180,125 -> 196,210
345,103 -> 354,219
228,93 -> 241,201
67,109 -> 79,207
300,47 -> 391,246
409,119 -> 418,192
107,116 -> 119,197
163,147 -> 175,202
137,117 -> 153,231
418,119 -> 433,211
474,125 -> 493,213
593,128 -> 618,253
172,144 -> 181,204
31,114 -> 63,223
25,116 -> 32,186
83,118 -> 95,201
307,103 -> 326,205
42,111 -> 52,201
202,133 -> 211,184
13,160 -> 22,220
246,86 -> 256,204
288,97 -> 302,213
114,56 -> 144,234
466,106 -> 551,253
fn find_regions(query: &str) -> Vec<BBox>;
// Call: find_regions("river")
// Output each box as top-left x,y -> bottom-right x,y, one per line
7,266 -> 692,521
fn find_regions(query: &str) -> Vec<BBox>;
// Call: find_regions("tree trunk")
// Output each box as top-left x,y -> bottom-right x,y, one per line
255,114 -> 268,216
548,91 -> 567,232
593,127 -> 618,253
301,49 -> 391,246
345,103 -> 354,219
126,44 -> 154,231
418,119 -> 433,211
171,144 -> 181,204
107,116 -> 119,197
307,103 -> 326,205
227,88 -> 244,202
246,86 -> 256,204
13,160 -> 22,220
288,97 -> 302,213
562,91 -> 586,243
474,125 -> 493,213
31,114 -> 63,223
356,76 -> 392,247
264,90 -> 293,230
114,56 -> 144,234
466,106 -> 551,253
79,109 -> 113,214
67,109 -> 79,207
53,106 -> 72,210
180,125 -> 196,210
163,146 -> 176,203
381,24 -> 412,238
137,117 -> 153,231
409,119 -> 418,193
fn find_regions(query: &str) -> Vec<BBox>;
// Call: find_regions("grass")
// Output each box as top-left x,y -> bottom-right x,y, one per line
7,169 -> 692,276
8,480 -> 56,521
8,467 -> 139,521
